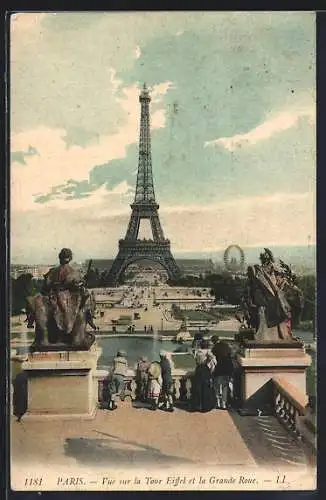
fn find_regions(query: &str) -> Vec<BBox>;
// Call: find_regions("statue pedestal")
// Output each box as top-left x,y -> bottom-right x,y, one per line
235,340 -> 311,414
21,343 -> 102,419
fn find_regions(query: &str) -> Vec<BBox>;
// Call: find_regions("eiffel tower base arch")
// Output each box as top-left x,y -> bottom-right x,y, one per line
105,240 -> 181,286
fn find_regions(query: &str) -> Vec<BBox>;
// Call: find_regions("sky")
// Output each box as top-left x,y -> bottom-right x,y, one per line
10,12 -> 316,265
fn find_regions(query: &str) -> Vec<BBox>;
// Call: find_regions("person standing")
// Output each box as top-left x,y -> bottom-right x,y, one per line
159,351 -> 174,412
13,371 -> 28,422
147,361 -> 162,411
136,356 -> 150,401
212,341 -> 233,410
191,350 -> 216,412
192,331 -> 203,350
108,349 -> 128,411
206,351 -> 217,375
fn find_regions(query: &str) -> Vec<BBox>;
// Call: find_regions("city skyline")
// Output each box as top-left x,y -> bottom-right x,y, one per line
10,243 -> 316,275
11,12 -> 315,265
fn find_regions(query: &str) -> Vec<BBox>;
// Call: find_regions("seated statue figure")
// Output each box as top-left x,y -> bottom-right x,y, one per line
29,248 -> 96,350
243,248 -> 303,342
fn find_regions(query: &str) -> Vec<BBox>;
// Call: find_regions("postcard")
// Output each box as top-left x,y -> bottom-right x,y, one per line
10,11 -> 316,492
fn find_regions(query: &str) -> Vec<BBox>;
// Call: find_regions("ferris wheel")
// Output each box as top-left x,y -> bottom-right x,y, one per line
223,245 -> 245,272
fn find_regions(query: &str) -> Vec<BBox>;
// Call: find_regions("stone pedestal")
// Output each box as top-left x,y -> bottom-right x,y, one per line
235,341 -> 311,414
22,343 -> 102,419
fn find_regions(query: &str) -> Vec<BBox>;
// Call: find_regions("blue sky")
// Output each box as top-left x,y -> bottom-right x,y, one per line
10,12 -> 315,264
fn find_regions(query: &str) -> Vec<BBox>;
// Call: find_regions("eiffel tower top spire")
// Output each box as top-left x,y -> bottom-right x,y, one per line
134,83 -> 156,204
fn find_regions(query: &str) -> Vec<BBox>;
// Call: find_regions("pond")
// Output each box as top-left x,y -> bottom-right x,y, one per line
97,337 -> 196,370
95,328 -> 314,365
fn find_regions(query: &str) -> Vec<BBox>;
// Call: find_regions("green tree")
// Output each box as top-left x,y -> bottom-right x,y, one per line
86,268 -> 100,288
207,272 -> 246,305
168,272 -> 246,305
296,274 -> 316,323
11,273 -> 33,315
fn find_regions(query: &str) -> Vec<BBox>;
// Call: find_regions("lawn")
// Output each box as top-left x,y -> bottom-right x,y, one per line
173,309 -> 218,322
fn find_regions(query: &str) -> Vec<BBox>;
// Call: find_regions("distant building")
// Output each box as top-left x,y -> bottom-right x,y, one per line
84,260 -> 114,273
10,264 -> 54,280
87,258 -> 214,279
175,259 -> 215,277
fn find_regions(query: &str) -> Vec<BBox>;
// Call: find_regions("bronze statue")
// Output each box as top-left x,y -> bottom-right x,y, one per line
28,249 -> 96,350
242,248 -> 303,342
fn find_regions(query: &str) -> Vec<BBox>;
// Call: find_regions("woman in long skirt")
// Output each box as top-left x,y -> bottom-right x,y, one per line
191,351 -> 216,412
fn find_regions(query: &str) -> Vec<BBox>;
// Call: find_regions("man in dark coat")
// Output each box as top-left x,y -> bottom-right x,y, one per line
136,356 -> 150,401
192,332 -> 204,350
212,341 -> 233,410
13,371 -> 28,422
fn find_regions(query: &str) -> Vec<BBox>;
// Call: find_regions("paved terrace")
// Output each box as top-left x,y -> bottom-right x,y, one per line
12,400 -> 314,471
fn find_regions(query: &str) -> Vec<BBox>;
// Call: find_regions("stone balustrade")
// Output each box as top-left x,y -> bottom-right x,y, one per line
272,376 -> 309,439
95,368 -> 195,405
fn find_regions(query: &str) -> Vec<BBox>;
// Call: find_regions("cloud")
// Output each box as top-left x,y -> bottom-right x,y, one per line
11,12 -> 46,33
34,180 -> 134,206
160,191 -> 312,214
134,45 -> 141,59
11,80 -> 172,211
11,145 -> 40,165
161,191 -> 315,252
10,13 -> 56,57
111,180 -> 134,196
151,81 -> 175,102
205,106 -> 315,151
11,190 -> 315,264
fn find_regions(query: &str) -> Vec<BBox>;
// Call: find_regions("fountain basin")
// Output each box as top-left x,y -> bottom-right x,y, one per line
96,336 -> 196,370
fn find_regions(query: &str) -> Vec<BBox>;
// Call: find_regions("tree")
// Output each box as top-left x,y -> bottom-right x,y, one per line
168,272 -> 246,305
11,273 -> 33,316
207,272 -> 246,305
86,268 -> 100,288
11,274 -> 45,316
296,274 -> 316,323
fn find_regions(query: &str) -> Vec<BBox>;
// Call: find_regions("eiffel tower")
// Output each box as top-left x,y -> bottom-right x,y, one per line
105,83 -> 180,285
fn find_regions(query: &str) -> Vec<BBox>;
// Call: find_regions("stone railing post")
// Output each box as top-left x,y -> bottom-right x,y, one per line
273,377 -> 308,440
174,377 -> 181,400
185,378 -> 192,400
95,368 -> 196,407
